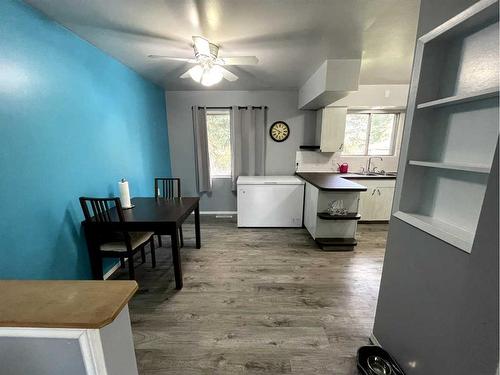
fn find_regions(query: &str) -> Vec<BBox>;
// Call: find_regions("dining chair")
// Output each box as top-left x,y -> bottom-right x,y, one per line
154,177 -> 184,248
79,197 -> 156,280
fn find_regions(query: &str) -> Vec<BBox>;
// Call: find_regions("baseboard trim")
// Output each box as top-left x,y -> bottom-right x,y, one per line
370,333 -> 381,347
200,211 -> 237,215
103,261 -> 122,280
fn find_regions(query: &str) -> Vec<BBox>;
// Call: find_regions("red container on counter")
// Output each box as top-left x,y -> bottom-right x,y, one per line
337,163 -> 349,173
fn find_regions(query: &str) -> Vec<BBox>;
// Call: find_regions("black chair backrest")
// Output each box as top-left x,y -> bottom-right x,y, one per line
155,178 -> 181,199
79,197 -> 124,223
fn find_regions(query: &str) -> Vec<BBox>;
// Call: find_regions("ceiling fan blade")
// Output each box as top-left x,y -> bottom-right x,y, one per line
218,67 -> 238,82
148,55 -> 197,63
179,69 -> 192,79
179,65 -> 205,82
192,36 -> 211,57
218,56 -> 258,65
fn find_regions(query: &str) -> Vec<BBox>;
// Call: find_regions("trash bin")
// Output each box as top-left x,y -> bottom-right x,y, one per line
357,345 -> 405,375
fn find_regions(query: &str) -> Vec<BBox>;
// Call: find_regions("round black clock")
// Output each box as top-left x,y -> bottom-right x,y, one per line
269,121 -> 290,142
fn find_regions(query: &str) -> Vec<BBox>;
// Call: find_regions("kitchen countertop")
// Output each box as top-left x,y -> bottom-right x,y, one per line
0,280 -> 138,329
296,172 -> 368,191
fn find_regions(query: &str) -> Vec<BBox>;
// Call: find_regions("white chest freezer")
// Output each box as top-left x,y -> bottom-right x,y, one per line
237,176 -> 305,227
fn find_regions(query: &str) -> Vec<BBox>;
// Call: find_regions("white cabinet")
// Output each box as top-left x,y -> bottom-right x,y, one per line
302,180 -> 362,250
350,179 -> 395,221
0,281 -> 139,375
315,107 -> 347,152
368,186 -> 395,221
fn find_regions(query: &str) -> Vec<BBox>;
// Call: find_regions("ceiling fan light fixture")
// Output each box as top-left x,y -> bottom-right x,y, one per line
188,65 -> 204,82
201,65 -> 223,86
163,36 -> 257,86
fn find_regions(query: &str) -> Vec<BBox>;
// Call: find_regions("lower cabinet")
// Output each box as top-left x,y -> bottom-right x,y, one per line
349,179 -> 396,221
302,180 -> 362,250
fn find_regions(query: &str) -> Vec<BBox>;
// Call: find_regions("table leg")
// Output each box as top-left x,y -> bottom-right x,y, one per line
195,203 -> 201,249
171,229 -> 183,290
83,224 -> 103,280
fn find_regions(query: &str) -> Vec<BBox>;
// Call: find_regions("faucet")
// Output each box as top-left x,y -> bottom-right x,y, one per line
367,157 -> 383,173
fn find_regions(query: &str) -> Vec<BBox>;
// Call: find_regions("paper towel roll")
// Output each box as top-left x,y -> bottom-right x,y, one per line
119,179 -> 132,208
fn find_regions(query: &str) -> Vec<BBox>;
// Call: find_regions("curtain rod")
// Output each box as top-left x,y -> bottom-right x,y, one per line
192,106 -> 268,110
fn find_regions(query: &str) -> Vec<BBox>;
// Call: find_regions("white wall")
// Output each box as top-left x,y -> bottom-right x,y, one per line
166,85 -> 409,211
165,90 -> 315,211
331,84 -> 409,108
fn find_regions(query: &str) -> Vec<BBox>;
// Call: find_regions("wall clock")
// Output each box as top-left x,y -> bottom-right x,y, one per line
269,121 -> 290,142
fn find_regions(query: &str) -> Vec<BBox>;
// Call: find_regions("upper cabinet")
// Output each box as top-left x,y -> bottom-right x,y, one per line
315,107 -> 347,153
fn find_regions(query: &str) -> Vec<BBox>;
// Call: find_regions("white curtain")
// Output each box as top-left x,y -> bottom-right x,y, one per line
230,106 -> 267,190
192,106 -> 211,193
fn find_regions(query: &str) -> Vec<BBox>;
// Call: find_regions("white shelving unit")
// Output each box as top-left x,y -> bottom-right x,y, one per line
393,0 -> 499,253
408,160 -> 491,174
416,86 -> 499,109
393,211 -> 474,252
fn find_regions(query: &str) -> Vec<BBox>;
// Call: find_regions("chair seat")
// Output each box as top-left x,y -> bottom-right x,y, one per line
100,232 -> 154,252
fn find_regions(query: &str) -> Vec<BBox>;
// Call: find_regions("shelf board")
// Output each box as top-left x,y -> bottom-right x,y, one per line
416,87 -> 499,109
408,160 -> 491,174
317,212 -> 361,221
315,237 -> 357,251
420,0 -> 499,43
393,211 -> 474,253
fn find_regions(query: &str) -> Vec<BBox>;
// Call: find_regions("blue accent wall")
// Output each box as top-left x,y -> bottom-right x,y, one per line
0,0 -> 171,279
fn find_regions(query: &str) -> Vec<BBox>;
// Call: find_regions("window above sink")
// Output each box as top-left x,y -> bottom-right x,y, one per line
343,111 -> 401,156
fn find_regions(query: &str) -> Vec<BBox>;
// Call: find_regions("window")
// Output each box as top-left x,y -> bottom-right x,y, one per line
343,112 -> 399,156
206,110 -> 231,178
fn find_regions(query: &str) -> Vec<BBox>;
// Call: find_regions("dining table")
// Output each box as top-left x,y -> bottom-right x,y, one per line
82,197 -> 201,290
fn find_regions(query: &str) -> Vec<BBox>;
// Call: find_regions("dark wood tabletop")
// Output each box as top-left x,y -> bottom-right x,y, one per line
107,197 -> 199,228
296,172 -> 368,191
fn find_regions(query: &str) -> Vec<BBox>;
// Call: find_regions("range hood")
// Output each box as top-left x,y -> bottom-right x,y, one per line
298,59 -> 361,110
299,145 -> 320,150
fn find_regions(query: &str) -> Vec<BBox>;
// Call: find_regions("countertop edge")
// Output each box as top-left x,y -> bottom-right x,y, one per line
0,280 -> 139,330
296,172 -> 368,192
296,171 -> 397,180
93,281 -> 138,329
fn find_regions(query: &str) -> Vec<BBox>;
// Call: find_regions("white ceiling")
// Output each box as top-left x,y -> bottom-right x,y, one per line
25,0 -> 420,91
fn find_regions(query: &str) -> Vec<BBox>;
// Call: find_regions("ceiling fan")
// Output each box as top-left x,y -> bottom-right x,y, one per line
148,36 -> 258,86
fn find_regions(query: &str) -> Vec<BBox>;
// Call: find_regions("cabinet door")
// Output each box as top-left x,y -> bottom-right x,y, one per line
315,109 -> 322,145
358,188 -> 376,220
371,187 -> 395,221
320,107 -> 346,152
349,179 -> 395,221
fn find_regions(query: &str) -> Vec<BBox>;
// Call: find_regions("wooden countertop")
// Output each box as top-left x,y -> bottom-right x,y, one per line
0,280 -> 138,329
296,172 -> 368,191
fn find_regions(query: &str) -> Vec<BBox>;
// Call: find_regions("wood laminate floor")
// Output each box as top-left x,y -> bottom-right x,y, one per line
112,217 -> 388,375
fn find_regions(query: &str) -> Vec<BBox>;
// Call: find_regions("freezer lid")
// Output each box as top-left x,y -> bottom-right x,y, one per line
237,176 -> 305,185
